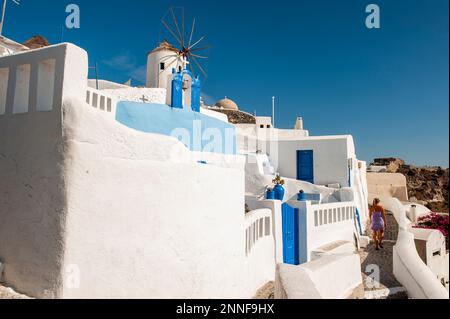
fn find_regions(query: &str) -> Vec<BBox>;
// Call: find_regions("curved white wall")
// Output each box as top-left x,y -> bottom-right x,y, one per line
276,252 -> 362,299
386,198 -> 449,299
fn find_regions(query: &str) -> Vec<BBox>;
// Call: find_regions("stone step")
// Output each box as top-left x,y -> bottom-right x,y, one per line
364,286 -> 408,299
311,240 -> 355,261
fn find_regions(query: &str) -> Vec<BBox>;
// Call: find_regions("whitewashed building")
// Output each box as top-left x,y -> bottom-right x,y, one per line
2,36 -> 445,300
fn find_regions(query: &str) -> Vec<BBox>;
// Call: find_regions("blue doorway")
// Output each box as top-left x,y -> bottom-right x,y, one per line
282,203 -> 300,265
297,150 -> 314,184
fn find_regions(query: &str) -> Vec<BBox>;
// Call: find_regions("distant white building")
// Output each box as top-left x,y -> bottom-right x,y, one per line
0,36 -> 29,57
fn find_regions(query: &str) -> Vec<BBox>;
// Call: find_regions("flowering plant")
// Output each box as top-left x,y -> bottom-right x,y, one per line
413,213 -> 449,249
272,175 -> 285,186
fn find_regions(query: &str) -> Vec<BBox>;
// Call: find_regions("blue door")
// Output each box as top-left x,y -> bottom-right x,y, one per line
282,203 -> 300,265
297,150 -> 314,184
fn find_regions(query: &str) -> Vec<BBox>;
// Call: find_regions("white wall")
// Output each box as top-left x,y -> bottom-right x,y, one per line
240,133 -> 369,233
367,173 -> 409,202
385,198 -> 449,299
102,87 -> 166,105
59,99 -> 268,299
275,137 -> 351,187
0,42 -> 275,299
200,108 -> 229,123
244,153 -> 341,204
0,43 -> 88,298
87,79 -> 129,90
288,200 -> 359,263
246,198 -> 284,264
409,227 -> 448,285
146,49 -> 182,89
236,133 -> 354,188
244,209 -> 277,291
352,161 -> 369,231
275,252 -> 362,299
85,87 -> 117,117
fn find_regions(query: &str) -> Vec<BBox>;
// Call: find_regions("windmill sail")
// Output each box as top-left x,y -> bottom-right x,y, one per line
159,7 -> 209,80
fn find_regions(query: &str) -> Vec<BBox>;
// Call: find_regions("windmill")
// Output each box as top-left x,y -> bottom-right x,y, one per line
0,0 -> 21,36
159,7 -> 209,81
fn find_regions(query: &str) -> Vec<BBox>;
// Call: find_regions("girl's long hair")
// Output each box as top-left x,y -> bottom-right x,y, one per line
373,198 -> 381,207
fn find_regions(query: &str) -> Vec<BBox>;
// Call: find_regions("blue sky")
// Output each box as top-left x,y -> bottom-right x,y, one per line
3,0 -> 449,166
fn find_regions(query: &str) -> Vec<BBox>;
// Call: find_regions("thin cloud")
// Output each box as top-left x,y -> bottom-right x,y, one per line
201,92 -> 216,106
102,52 -> 146,83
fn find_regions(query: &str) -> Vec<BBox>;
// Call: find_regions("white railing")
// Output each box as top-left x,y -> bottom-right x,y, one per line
312,202 -> 356,228
384,198 -> 449,299
245,209 -> 272,256
0,43 -> 87,117
86,87 -> 117,116
288,200 -> 359,263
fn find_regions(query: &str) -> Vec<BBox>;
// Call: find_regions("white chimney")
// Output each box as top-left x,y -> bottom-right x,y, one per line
295,117 -> 304,130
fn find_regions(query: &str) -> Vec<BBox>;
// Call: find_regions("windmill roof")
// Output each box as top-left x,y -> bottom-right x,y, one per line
149,40 -> 179,55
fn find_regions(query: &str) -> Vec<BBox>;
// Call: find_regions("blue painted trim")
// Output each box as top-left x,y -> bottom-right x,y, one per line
348,166 -> 352,187
282,203 -> 300,265
116,101 -> 237,155
298,192 -> 320,202
355,208 -> 363,236
297,150 -> 314,184
191,78 -> 201,112
170,69 -> 201,112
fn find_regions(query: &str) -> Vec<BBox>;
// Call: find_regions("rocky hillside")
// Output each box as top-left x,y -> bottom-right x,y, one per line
207,109 -> 256,124
22,35 -> 49,49
371,158 -> 449,213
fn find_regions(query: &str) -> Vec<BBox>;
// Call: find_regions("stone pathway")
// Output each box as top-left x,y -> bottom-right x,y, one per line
0,284 -> 30,299
359,212 -> 408,299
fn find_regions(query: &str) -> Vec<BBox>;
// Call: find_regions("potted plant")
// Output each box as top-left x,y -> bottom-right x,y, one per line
265,186 -> 275,200
298,189 -> 306,201
272,175 -> 286,201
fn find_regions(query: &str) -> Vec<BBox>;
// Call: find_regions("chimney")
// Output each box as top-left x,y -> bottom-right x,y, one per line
295,117 -> 304,130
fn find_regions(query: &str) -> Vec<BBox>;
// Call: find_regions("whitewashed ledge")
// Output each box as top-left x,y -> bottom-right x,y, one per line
393,231 -> 449,299
275,252 -> 363,299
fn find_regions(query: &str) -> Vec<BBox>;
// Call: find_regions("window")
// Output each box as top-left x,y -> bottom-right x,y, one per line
267,125 -> 271,128
260,125 -> 264,129
160,63 -> 165,70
